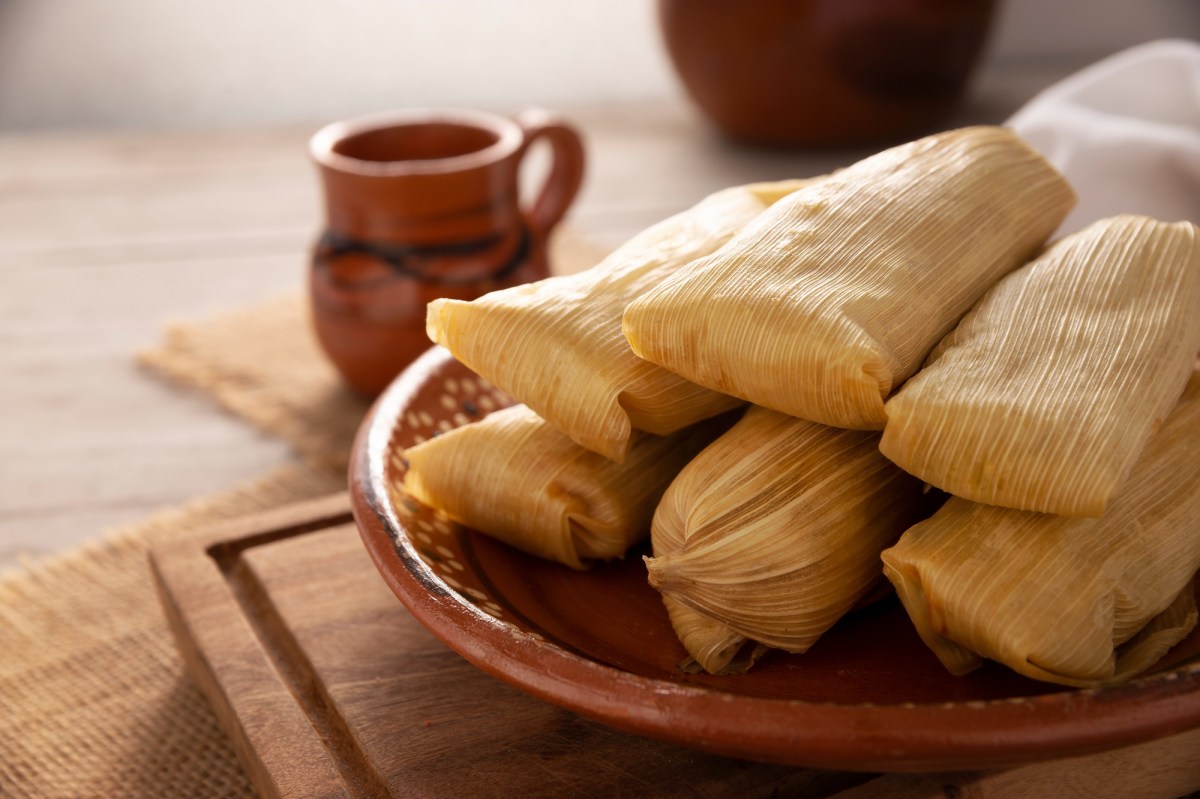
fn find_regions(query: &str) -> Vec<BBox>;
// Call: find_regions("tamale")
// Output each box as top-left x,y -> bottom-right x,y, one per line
623,126 -> 1075,430
882,373 -> 1200,688
426,179 -> 813,462
644,405 -> 932,674
402,404 -> 729,570
882,215 -> 1200,517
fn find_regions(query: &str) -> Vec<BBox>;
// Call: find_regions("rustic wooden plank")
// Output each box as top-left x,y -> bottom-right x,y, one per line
0,332 -> 295,574
0,229 -> 310,271
0,253 -> 304,340
0,127 -> 314,187
0,127 -> 315,258
0,246 -> 309,573
0,190 -> 315,258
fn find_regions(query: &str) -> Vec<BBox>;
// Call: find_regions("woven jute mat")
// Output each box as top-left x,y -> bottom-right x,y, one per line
0,228 -> 608,798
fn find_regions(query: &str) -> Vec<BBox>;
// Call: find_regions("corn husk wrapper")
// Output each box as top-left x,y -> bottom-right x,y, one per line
623,126 -> 1075,430
882,215 -> 1200,517
426,179 -> 813,462
402,404 -> 730,570
644,406 -> 932,674
661,596 -> 768,674
882,374 -> 1200,688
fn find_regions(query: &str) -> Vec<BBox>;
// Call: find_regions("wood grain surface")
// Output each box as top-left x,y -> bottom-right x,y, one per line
0,64 -> 1067,573
151,494 -> 1200,799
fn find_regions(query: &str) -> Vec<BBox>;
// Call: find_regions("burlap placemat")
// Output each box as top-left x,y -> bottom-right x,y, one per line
139,293 -> 370,474
0,228 -> 608,799
0,465 -> 343,799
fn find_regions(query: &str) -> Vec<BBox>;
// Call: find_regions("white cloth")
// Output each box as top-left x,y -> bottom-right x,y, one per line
1007,39 -> 1200,235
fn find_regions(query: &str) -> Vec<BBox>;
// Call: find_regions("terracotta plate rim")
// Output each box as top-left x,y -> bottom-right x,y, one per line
349,345 -> 1200,772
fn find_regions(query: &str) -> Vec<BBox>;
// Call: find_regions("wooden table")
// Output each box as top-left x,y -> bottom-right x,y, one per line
0,63 -> 1074,573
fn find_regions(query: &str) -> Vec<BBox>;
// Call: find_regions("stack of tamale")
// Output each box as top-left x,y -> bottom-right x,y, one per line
402,124 -> 1200,688
880,215 -> 1200,687
629,125 -> 1071,674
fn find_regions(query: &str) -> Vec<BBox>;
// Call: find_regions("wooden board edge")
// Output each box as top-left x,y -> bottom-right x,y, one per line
149,492 -> 356,799
166,491 -> 354,555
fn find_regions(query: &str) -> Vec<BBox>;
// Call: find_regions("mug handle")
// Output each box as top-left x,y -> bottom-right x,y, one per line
513,107 -> 586,240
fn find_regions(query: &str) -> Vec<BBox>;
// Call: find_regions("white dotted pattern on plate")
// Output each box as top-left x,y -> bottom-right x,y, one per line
385,370 -> 537,634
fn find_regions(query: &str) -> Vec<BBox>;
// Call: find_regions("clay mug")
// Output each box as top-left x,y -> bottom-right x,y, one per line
309,107 -> 585,396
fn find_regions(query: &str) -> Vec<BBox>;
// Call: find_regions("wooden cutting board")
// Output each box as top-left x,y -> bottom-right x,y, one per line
150,493 -> 1200,799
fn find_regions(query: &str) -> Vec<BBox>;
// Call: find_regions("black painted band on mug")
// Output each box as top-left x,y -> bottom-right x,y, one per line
314,227 -> 532,289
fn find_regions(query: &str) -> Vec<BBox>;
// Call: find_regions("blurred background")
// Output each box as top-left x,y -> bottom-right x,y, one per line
1,0 -> 1197,133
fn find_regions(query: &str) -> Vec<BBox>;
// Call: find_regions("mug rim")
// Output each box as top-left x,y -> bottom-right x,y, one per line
310,107 -> 524,176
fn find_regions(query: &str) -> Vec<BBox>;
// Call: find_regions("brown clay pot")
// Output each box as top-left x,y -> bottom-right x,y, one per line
309,107 -> 585,396
658,0 -> 997,147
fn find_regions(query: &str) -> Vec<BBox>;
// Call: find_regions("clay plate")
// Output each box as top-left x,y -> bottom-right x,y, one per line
350,346 -> 1200,772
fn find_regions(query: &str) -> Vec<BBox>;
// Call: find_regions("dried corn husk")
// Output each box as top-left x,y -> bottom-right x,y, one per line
644,405 -> 932,674
882,215 -> 1200,517
623,126 -> 1075,430
661,596 -> 767,674
402,404 -> 730,569
426,179 -> 813,461
882,373 -> 1200,688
